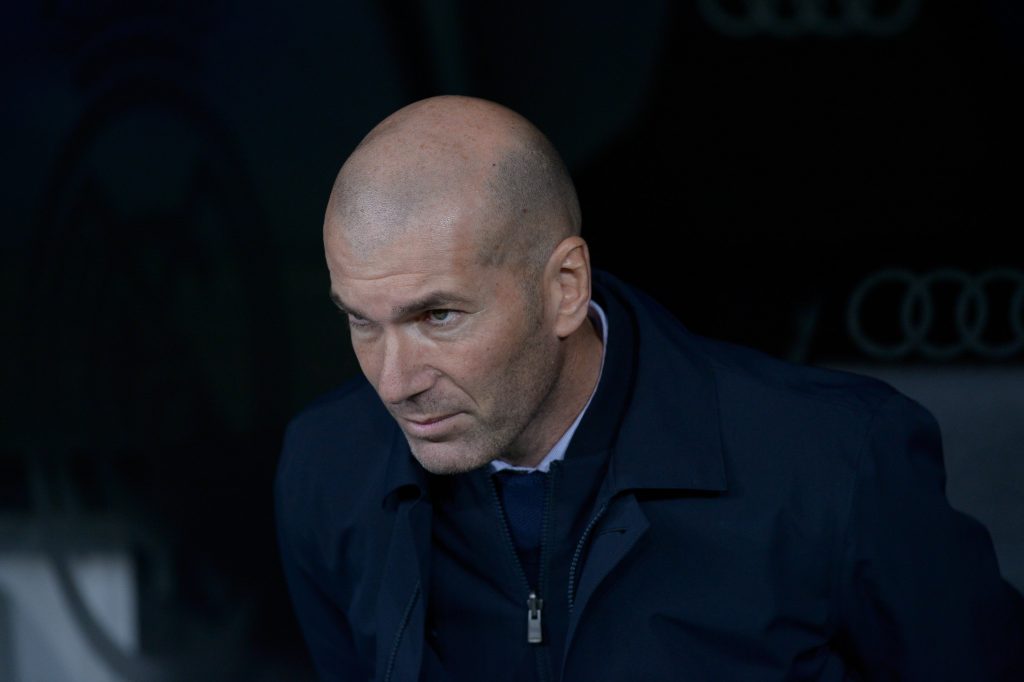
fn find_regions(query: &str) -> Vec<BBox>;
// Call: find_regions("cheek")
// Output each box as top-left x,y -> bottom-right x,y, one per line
444,348 -> 495,385
487,334 -> 552,389
436,311 -> 551,397
440,336 -> 516,392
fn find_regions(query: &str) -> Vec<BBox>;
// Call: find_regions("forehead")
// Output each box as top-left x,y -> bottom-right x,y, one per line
324,208 -> 501,314
327,225 -> 474,281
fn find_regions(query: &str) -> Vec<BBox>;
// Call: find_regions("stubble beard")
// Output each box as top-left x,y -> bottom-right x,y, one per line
403,428 -> 507,475
400,363 -> 557,475
404,331 -> 562,476
403,379 -> 558,475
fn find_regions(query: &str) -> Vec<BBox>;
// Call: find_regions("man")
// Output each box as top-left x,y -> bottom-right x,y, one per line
275,96 -> 1024,681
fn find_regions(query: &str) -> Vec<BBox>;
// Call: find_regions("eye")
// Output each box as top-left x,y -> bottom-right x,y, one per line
425,309 -> 460,326
347,313 -> 371,329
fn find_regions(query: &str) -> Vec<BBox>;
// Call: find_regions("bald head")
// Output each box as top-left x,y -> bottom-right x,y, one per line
325,96 -> 581,277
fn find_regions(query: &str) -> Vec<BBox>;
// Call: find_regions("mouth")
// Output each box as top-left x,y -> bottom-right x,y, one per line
401,413 -> 463,439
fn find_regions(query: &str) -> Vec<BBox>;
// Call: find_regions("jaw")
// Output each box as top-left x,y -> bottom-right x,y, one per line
405,435 -> 498,475
394,317 -> 601,475
497,319 -> 604,468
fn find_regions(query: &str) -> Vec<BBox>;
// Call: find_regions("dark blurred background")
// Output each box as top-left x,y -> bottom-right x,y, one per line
2,1 -> 1022,680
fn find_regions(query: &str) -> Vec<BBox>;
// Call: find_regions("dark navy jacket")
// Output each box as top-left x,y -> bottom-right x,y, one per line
275,270 -> 1024,681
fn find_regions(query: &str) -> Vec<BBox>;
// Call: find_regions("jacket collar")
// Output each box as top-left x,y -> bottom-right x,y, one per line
380,268 -> 728,505
382,425 -> 429,508
591,270 -> 727,494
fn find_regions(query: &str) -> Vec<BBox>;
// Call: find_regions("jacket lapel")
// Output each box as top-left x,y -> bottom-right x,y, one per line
376,437 -> 432,682
375,495 -> 431,682
564,492 -> 650,648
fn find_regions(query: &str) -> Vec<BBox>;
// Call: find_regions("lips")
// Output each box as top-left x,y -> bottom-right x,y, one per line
400,412 -> 463,439
406,415 -> 454,425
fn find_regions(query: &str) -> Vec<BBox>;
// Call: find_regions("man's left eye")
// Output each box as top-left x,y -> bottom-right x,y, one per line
426,309 -> 458,325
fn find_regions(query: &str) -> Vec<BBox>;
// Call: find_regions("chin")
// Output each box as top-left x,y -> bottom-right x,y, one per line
407,438 -> 496,475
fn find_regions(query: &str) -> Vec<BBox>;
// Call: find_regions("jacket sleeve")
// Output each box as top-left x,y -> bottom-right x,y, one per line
834,392 -> 1024,680
275,429 -> 371,682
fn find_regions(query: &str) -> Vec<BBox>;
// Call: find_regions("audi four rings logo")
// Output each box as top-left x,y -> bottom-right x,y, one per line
847,268 -> 1024,361
697,0 -> 922,38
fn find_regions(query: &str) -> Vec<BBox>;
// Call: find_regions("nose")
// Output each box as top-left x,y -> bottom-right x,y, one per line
372,329 -> 434,405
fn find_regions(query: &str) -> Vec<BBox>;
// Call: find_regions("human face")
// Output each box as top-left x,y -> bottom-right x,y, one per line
324,221 -> 564,475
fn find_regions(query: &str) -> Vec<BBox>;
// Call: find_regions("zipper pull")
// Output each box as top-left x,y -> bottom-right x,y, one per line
527,592 -> 543,644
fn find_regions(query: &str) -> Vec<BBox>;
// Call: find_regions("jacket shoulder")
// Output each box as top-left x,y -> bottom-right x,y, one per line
596,269 -> 917,466
283,375 -> 395,456
275,377 -> 398,527
697,334 -> 898,417
597,268 -> 900,419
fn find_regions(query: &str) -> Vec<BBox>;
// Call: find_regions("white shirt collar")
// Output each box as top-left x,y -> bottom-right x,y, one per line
491,300 -> 609,474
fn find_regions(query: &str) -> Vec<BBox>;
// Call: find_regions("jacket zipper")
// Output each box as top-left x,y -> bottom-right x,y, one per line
488,471 -> 554,646
567,500 -> 610,614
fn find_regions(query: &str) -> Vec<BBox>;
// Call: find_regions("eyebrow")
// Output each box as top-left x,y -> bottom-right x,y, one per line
329,288 -> 475,321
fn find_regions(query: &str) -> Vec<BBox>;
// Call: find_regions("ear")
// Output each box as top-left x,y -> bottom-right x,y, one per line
544,236 -> 592,339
